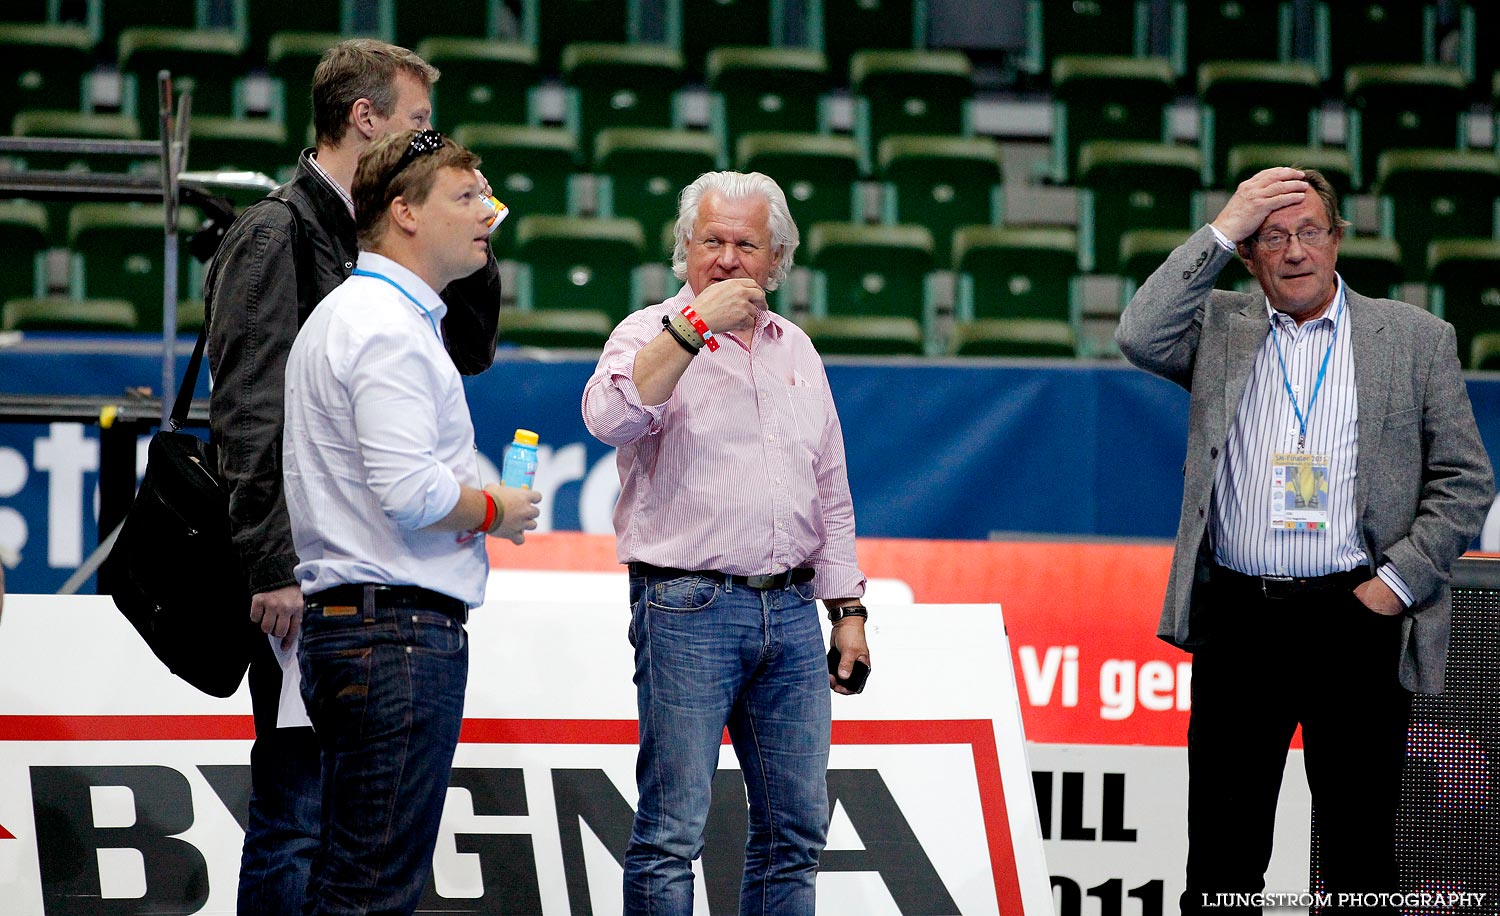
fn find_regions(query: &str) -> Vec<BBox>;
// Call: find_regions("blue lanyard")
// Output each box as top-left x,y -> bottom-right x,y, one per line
1269,291 -> 1344,452
351,268 -> 440,340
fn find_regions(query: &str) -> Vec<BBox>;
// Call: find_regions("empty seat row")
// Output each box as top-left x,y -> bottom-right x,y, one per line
1055,56 -> 1482,190
1030,0 -> 1492,89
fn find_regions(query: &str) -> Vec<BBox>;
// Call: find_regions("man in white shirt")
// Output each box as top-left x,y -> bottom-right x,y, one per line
282,129 -> 540,916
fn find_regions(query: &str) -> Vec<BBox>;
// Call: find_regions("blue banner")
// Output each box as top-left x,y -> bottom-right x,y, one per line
0,346 -> 1496,593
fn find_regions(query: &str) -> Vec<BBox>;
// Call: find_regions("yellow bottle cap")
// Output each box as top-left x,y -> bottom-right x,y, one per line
513,428 -> 539,446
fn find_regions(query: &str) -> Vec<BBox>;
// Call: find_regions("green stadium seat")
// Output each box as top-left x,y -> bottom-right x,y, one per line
1198,61 -> 1320,188
1050,55 -> 1174,183
451,124 -> 579,251
1024,0 -> 1148,77
269,32 -> 344,156
878,135 -> 1002,266
508,214 -> 644,345
0,201 -> 51,307
736,132 -> 861,229
416,38 -> 537,129
1315,1 -> 1435,85
68,203 -> 200,333
1077,141 -> 1202,274
810,0 -> 923,78
118,28 -> 247,129
244,0 -> 344,61
523,0 -> 630,71
177,299 -> 206,333
186,118 -> 289,176
801,222 -> 932,355
396,0 -> 490,49
0,22 -> 96,133
1429,239 -> 1500,369
708,47 -> 830,154
2,297 -> 138,332
101,0 -> 198,54
850,50 -> 972,168
594,128 -> 719,235
1225,145 -> 1353,200
1334,235 -> 1403,300
677,0 -> 772,78
950,225 -> 1078,357
1118,227 -> 1252,294
562,43 -> 686,155
10,111 -> 143,172
1171,1 -> 1290,83
1344,64 -> 1466,190
1375,149 -> 1500,281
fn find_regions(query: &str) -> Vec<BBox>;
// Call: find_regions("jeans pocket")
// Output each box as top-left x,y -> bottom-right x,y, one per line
791,579 -> 817,603
409,612 -> 466,657
648,576 -> 721,613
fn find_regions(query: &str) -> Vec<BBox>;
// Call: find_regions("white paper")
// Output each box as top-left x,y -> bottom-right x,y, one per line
270,632 -> 313,729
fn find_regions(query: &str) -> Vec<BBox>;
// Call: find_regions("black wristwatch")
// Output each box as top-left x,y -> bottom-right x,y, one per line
827,604 -> 868,623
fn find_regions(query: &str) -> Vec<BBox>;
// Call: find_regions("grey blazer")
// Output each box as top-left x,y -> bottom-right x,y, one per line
1117,225 -> 1494,694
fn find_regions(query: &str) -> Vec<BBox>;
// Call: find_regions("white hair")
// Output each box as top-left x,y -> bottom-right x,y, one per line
670,171 -> 799,291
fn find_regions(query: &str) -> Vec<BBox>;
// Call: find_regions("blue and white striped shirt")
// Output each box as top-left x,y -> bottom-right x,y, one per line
1208,275 -> 1413,604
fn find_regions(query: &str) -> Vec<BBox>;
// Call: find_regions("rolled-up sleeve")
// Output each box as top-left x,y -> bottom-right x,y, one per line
341,320 -> 462,530
582,310 -> 669,446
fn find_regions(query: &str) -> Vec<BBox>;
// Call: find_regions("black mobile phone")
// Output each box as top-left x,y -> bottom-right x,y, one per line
827,643 -> 870,694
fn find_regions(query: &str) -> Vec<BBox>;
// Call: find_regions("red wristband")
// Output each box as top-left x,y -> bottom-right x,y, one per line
680,304 -> 720,352
475,491 -> 497,534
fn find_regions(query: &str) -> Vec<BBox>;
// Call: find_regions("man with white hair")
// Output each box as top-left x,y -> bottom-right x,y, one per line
583,170 -> 870,915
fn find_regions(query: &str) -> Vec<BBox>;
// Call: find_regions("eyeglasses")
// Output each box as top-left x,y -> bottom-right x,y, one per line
1251,226 -> 1334,252
388,129 -> 444,181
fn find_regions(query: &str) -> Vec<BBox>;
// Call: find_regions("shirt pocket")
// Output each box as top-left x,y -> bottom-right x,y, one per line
785,384 -> 826,448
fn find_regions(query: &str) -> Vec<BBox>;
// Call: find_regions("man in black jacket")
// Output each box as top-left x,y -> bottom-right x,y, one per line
203,39 -> 501,915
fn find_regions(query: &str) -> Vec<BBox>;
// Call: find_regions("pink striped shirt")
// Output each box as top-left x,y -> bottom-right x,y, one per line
582,286 -> 866,600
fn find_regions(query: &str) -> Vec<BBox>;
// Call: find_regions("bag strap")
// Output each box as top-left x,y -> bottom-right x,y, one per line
168,325 -> 207,431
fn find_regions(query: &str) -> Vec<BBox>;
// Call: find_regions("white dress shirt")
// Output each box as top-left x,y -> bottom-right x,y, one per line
1205,226 -> 1411,603
283,251 -> 488,607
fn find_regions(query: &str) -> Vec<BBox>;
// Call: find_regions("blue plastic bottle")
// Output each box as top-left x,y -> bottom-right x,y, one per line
501,429 -> 539,489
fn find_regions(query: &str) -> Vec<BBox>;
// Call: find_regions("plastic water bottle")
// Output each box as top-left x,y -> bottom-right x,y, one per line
501,429 -> 539,489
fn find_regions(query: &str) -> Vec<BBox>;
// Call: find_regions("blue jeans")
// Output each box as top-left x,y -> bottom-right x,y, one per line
624,572 -> 832,916
239,633 -> 321,915
297,600 -> 468,916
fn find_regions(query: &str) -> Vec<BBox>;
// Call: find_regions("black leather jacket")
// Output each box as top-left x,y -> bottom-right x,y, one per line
204,149 -> 501,594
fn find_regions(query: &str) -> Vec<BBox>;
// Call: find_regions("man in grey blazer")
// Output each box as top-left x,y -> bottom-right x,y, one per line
1118,167 -> 1493,914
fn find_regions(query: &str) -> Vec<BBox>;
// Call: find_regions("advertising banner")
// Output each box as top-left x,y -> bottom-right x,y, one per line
3,352 -> 1498,594
0,593 -> 1051,916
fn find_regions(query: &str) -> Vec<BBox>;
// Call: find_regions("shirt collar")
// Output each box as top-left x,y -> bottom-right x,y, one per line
355,251 -> 448,323
1264,274 -> 1346,332
308,151 -> 355,218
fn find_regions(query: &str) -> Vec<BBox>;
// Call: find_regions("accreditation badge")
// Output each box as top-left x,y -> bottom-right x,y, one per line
1269,451 -> 1331,531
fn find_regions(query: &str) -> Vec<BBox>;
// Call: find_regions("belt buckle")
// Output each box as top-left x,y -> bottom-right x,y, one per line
743,573 -> 778,590
1261,575 -> 1294,599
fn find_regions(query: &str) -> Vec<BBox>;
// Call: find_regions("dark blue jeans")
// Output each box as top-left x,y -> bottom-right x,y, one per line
239,633 -> 321,916
625,572 -> 831,916
298,600 -> 468,916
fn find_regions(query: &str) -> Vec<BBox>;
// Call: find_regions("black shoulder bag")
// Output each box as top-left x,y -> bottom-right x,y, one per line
103,323 -> 255,698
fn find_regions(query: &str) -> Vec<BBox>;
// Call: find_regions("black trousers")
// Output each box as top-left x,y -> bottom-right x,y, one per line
1180,578 -> 1412,916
